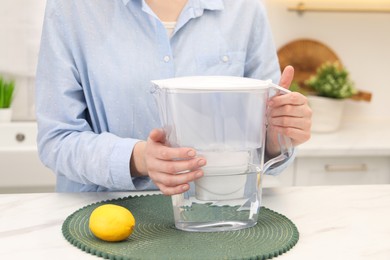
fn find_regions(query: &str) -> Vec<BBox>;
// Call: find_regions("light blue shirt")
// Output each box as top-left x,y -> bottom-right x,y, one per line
36,0 -> 295,192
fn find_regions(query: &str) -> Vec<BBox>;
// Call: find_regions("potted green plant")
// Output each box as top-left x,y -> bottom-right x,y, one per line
0,76 -> 15,122
306,61 -> 357,99
294,62 -> 357,132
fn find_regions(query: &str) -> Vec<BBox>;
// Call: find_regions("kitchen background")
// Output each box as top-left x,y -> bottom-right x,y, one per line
265,0 -> 390,121
1,0 -> 390,192
1,0 -> 389,121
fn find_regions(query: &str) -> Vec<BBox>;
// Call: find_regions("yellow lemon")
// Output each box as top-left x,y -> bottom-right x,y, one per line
89,204 -> 135,242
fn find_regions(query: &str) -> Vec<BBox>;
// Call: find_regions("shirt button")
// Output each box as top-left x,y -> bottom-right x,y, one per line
222,55 -> 229,63
163,55 -> 170,62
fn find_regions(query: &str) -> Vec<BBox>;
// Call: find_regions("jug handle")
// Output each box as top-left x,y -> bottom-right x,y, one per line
263,82 -> 294,173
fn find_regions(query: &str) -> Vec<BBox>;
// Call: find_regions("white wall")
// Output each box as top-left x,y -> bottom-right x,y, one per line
0,0 -> 46,75
263,0 -> 390,120
0,0 -> 46,120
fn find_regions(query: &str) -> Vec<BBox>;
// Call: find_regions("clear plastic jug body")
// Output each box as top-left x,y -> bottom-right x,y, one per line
151,76 -> 290,232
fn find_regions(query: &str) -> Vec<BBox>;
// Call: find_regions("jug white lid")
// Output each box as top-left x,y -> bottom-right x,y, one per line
151,76 -> 273,91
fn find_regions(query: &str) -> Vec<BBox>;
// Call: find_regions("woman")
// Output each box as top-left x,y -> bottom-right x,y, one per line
36,0 -> 311,194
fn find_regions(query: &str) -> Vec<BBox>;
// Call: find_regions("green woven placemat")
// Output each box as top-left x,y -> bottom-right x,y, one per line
62,195 -> 299,260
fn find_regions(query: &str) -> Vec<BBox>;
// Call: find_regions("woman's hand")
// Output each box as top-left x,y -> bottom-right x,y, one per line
132,129 -> 205,195
266,66 -> 312,156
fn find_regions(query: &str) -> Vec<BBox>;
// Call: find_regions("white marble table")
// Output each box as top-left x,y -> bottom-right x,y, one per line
1,185 -> 389,260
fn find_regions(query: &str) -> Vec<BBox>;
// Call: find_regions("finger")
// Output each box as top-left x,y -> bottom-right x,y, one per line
148,130 -> 197,160
269,103 -> 311,118
279,65 -> 294,89
150,145 -> 198,160
151,157 -> 206,174
271,125 -> 311,146
152,169 -> 203,189
269,116 -> 311,130
270,92 -> 307,107
149,128 -> 166,143
158,183 -> 190,196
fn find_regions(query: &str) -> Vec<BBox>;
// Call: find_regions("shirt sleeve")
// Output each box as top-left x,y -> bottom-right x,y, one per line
243,1 -> 281,84
35,0 -> 152,191
243,1 -> 295,175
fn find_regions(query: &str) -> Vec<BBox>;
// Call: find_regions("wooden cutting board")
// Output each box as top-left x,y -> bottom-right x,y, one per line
277,38 -> 371,102
278,38 -> 340,88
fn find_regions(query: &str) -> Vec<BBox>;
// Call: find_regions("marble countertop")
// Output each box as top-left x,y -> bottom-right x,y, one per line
296,119 -> 390,157
0,185 -> 389,260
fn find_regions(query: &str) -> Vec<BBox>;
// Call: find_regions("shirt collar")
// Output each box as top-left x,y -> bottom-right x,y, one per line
196,0 -> 224,11
121,0 -> 224,11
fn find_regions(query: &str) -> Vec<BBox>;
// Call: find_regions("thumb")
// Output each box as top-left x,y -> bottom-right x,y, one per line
279,65 -> 294,89
149,128 -> 166,143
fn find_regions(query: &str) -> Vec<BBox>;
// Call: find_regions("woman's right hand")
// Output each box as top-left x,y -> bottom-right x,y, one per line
132,128 -> 206,195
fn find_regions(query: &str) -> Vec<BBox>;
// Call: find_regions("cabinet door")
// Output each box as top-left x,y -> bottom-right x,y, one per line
295,156 -> 390,186
0,149 -> 55,193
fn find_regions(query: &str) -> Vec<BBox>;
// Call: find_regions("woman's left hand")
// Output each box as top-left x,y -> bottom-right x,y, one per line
266,65 -> 312,156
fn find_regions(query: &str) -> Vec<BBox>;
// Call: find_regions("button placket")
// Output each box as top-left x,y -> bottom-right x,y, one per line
163,55 -> 170,63
221,55 -> 229,63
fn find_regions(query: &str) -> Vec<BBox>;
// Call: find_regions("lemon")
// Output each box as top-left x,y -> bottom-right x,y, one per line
89,204 -> 135,242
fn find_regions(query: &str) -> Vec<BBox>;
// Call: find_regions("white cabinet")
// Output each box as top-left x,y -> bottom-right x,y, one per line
0,123 -> 55,193
294,156 -> 390,186
281,119 -> 390,187
263,156 -> 390,187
